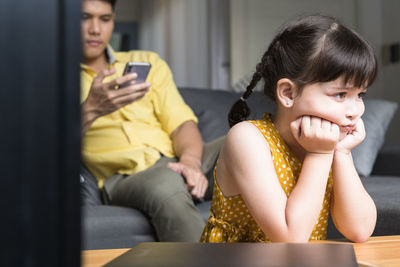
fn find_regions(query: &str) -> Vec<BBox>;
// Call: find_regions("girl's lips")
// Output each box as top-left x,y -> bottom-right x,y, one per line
341,125 -> 355,132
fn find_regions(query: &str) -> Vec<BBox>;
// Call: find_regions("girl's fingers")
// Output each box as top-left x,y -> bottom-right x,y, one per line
301,116 -> 311,129
321,119 -> 331,131
331,123 -> 340,136
290,117 -> 302,139
310,116 -> 321,129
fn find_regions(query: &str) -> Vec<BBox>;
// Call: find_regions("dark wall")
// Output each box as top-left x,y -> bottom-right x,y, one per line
113,22 -> 139,51
0,0 -> 81,266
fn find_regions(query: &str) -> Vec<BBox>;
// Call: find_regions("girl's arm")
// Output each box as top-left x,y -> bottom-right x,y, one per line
331,120 -> 377,242
219,117 -> 337,242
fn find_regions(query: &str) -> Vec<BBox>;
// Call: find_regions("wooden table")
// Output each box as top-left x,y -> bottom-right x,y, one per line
81,235 -> 400,267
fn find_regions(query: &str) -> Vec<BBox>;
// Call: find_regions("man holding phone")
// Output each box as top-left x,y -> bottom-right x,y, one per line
80,0 -> 222,242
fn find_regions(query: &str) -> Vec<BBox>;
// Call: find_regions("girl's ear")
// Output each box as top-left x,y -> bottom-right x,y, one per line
276,78 -> 298,108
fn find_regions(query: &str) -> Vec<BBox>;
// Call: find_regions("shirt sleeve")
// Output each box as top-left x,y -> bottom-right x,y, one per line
147,53 -> 198,135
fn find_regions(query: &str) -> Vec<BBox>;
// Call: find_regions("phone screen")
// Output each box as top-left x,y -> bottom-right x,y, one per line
122,62 -> 151,85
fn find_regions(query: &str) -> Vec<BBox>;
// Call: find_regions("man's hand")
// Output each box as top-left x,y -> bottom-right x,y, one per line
335,119 -> 366,154
167,158 -> 208,199
81,68 -> 150,134
169,120 -> 206,199
290,115 -> 340,154
84,68 -> 150,117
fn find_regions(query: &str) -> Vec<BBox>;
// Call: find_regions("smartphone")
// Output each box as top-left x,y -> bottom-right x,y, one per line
120,62 -> 151,88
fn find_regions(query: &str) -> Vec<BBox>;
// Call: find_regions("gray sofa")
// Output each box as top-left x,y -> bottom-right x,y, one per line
81,87 -> 400,249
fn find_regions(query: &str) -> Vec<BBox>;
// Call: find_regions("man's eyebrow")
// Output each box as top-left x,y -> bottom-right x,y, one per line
81,12 -> 113,17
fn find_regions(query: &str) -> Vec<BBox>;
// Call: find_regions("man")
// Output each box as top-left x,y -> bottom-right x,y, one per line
80,0 -> 222,241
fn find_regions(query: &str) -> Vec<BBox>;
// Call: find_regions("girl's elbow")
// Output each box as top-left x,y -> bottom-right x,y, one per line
344,228 -> 374,243
347,233 -> 370,243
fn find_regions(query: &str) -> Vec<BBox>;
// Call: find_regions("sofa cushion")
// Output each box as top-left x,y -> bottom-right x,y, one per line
327,175 -> 400,239
363,175 -> 400,236
80,166 -> 103,206
372,144 -> 400,176
81,205 -> 156,249
197,201 -> 212,222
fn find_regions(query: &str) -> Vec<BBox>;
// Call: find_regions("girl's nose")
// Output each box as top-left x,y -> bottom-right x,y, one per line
346,100 -> 363,119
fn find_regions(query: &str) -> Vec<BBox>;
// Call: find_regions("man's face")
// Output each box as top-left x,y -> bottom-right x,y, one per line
81,0 -> 115,62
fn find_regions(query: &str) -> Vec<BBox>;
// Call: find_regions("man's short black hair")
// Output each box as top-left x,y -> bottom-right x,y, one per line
103,0 -> 117,10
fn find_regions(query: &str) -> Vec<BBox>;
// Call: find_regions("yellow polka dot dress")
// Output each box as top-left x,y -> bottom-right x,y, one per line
200,113 -> 333,242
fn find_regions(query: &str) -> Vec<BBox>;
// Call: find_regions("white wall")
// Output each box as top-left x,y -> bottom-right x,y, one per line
354,0 -> 400,144
230,0 -> 357,86
138,0 -> 210,89
115,0 -> 230,89
114,0 -> 140,22
381,0 -> 400,144
354,0 -> 383,98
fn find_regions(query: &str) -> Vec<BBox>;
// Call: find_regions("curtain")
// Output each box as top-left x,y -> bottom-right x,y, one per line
138,0 -> 230,90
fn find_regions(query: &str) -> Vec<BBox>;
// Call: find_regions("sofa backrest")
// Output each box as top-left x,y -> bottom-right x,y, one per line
179,87 -> 277,142
179,87 -> 399,177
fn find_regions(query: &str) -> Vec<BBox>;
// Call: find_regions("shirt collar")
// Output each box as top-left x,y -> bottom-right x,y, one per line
81,45 -> 117,71
105,45 -> 116,65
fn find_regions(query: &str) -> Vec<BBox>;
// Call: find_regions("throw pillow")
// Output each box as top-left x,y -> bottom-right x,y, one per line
352,99 -> 398,177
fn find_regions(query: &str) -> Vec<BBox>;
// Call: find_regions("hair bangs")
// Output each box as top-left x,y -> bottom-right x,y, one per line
341,44 -> 378,89
301,27 -> 378,89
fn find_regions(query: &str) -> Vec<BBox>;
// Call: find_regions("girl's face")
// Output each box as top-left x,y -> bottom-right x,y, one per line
291,77 -> 367,140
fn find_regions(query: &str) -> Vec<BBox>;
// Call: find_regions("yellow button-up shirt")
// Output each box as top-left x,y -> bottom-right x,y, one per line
81,47 -> 197,188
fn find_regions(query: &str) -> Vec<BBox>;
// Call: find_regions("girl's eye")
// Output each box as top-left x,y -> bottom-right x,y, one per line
334,92 -> 346,99
358,92 -> 367,99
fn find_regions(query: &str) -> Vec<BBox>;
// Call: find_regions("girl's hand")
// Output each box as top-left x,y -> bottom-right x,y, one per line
335,119 -> 366,154
290,116 -> 340,154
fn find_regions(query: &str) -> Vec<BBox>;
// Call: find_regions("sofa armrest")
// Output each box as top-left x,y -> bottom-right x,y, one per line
371,144 -> 400,176
80,165 -> 103,206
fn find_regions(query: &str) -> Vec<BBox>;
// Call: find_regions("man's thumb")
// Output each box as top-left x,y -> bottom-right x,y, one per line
167,162 -> 182,174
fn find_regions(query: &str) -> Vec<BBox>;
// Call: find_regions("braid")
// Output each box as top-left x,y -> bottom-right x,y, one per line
228,70 -> 263,127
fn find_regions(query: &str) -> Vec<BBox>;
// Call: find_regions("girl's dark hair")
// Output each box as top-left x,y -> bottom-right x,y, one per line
228,15 -> 378,127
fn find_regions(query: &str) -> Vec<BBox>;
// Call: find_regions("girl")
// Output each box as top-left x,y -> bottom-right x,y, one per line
200,15 -> 377,243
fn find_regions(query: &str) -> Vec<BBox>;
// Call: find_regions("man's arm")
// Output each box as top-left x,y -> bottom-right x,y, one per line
81,69 -> 150,136
168,120 -> 208,199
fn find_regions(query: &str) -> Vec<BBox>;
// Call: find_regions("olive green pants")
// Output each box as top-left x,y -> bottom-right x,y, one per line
102,137 -> 224,242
